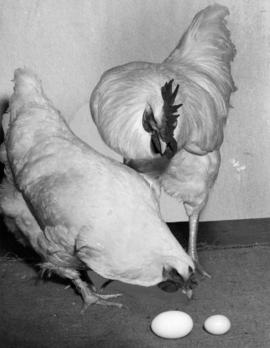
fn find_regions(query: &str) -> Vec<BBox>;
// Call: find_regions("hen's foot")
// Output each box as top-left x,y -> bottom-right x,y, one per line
81,292 -> 123,313
73,278 -> 123,313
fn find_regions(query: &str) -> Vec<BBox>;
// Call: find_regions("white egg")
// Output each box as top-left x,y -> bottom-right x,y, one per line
151,310 -> 193,339
204,315 -> 231,335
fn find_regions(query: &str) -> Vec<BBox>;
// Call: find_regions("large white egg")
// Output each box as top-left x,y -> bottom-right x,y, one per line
204,315 -> 231,335
151,310 -> 193,339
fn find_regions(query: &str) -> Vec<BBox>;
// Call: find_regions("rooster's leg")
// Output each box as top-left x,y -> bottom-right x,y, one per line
72,278 -> 123,313
188,213 -> 211,278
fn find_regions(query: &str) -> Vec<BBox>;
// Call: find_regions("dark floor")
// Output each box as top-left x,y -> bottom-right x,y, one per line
1,243 -> 270,348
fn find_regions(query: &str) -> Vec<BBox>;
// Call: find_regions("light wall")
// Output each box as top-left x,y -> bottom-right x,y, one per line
1,0 -> 269,221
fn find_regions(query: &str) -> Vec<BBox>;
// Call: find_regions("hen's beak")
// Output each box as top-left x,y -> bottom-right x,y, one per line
158,267 -> 197,299
182,287 -> 193,299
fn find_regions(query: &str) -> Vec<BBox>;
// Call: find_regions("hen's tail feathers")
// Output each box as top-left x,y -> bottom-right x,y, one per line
10,68 -> 53,121
164,4 -> 236,152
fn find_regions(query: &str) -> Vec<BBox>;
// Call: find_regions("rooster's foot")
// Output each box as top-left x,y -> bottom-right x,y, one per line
194,261 -> 211,279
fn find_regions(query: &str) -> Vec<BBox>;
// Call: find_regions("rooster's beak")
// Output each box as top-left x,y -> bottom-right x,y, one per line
150,132 -> 167,156
143,108 -> 177,158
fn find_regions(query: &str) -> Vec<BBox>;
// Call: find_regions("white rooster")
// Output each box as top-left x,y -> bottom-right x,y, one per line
0,68 -> 196,311
90,4 -> 237,277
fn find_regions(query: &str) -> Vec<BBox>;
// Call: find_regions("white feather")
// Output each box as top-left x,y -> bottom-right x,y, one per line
1,68 -> 194,287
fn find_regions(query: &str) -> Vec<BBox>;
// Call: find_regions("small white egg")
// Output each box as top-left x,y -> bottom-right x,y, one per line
151,310 -> 193,339
204,315 -> 231,335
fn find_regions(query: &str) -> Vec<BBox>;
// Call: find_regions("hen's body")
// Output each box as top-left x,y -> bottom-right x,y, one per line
90,5 -> 236,275
0,69 -> 195,309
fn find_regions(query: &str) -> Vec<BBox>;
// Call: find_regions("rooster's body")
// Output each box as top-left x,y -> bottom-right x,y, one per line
0,69 -> 195,310
90,4 -> 236,276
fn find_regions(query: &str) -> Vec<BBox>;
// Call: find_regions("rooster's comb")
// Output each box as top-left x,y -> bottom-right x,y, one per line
160,79 -> 182,142
161,79 -> 181,113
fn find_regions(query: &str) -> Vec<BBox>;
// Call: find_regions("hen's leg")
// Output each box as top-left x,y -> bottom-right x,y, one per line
72,278 -> 123,313
79,270 -> 97,292
188,212 -> 211,278
40,261 -> 123,313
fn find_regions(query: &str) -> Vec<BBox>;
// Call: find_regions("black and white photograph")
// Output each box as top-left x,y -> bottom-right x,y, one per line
0,0 -> 269,347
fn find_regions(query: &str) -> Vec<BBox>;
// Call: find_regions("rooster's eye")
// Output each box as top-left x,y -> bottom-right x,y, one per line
142,108 -> 158,133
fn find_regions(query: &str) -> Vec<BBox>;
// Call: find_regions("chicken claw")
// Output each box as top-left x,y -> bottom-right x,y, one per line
194,261 -> 211,279
73,278 -> 123,313
81,293 -> 123,314
189,249 -> 211,279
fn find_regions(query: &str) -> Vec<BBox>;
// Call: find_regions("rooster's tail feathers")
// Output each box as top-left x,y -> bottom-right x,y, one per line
164,4 -> 236,101
165,4 -> 236,77
164,4 -> 236,152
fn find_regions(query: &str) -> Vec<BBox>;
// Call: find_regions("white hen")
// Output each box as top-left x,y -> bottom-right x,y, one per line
90,4 -> 236,276
0,68 -> 195,310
